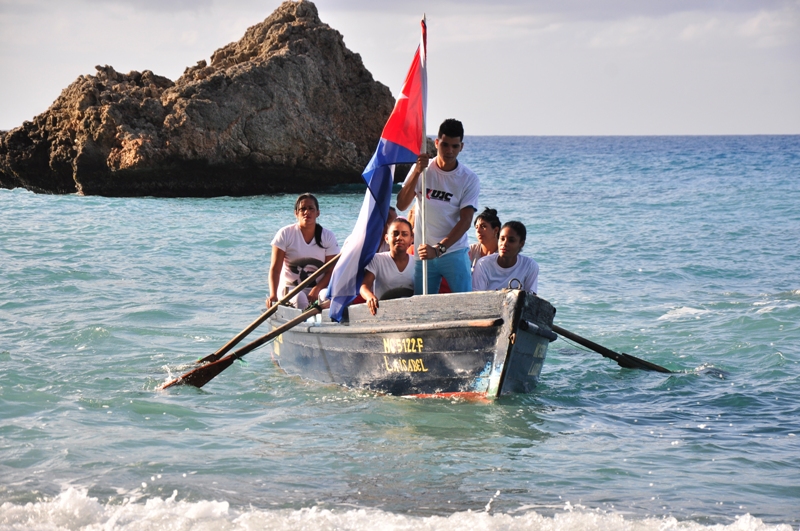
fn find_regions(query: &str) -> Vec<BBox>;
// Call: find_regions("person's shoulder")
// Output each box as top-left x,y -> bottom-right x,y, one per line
474,253 -> 497,270
455,161 -> 478,178
519,255 -> 539,270
272,223 -> 297,242
367,251 -> 391,267
320,225 -> 338,241
468,242 -> 481,260
276,223 -> 298,234
380,252 -> 403,266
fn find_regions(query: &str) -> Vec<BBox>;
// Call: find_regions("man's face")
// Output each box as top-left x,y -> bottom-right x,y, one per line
435,134 -> 463,165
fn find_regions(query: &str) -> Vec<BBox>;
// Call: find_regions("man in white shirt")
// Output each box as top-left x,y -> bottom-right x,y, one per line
396,119 -> 479,294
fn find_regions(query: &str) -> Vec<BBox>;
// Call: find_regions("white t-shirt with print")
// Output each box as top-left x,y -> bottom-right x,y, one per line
365,252 -> 415,300
404,160 -> 480,251
472,254 -> 539,294
271,224 -> 339,297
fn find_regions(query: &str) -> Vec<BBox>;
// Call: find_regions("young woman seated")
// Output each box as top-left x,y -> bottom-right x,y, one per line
360,218 -> 415,315
468,207 -> 501,271
268,193 -> 340,309
472,221 -> 539,294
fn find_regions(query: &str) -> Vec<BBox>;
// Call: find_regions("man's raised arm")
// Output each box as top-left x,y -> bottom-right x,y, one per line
396,154 -> 430,211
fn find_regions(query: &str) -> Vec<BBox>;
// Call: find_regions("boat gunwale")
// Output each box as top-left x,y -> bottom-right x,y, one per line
282,317 -> 504,335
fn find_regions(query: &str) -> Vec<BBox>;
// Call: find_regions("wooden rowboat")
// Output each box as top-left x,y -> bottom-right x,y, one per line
268,290 -> 557,398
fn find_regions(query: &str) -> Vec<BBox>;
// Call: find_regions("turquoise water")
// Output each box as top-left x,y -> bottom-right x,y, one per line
1,136 -> 798,530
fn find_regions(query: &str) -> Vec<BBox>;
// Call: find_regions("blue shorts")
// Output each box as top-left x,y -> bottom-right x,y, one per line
414,247 -> 472,295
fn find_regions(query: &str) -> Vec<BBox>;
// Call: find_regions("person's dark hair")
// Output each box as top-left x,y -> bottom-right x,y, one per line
438,119 -> 464,140
476,207 -> 501,231
388,206 -> 397,214
390,217 -> 413,233
502,221 -> 526,243
294,193 -> 324,247
294,193 -> 319,211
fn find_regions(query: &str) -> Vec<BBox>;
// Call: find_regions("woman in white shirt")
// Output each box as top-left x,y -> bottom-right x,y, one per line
268,193 -> 340,309
360,218 -> 415,315
468,207 -> 501,271
472,221 -> 539,294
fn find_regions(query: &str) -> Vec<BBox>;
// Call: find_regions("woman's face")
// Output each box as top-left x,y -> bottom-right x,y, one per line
498,226 -> 524,259
386,221 -> 413,254
475,218 -> 498,244
295,198 -> 319,226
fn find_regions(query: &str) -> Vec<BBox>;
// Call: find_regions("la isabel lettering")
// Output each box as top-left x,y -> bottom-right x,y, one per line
384,356 -> 429,373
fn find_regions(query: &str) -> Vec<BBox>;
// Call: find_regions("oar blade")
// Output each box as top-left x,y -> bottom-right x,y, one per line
160,356 -> 236,390
552,324 -> 673,374
618,352 -> 672,373
160,307 -> 322,391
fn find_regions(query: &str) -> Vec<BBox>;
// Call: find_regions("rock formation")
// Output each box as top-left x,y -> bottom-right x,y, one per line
0,0 -> 396,196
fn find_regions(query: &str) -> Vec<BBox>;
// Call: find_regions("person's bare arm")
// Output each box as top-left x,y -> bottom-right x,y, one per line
359,271 -> 379,315
441,207 -> 475,249
396,154 -> 430,211
418,207 -> 474,260
267,245 -> 285,306
307,254 -> 337,302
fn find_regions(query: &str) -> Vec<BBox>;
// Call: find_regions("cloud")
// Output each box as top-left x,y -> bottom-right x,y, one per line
315,0 -> 795,21
1,0 -> 798,133
738,8 -> 800,47
679,18 -> 722,42
84,0 -> 214,13
16,0 -> 792,20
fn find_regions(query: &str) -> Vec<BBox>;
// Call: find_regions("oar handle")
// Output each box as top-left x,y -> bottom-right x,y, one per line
197,253 -> 340,364
228,307 -> 321,361
552,324 -> 622,360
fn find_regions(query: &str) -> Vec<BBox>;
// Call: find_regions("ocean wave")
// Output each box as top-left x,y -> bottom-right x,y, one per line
657,307 -> 709,321
0,488 -> 791,531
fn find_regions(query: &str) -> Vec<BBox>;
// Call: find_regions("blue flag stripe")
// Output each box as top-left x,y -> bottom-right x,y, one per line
327,139 -> 417,322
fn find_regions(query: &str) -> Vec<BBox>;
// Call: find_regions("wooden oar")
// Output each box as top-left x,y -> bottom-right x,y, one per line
196,253 -> 340,365
551,324 -> 673,373
160,306 -> 322,389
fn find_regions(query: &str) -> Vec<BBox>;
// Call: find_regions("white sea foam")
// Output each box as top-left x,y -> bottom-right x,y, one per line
0,488 -> 792,531
657,307 -> 709,321
754,299 -> 799,314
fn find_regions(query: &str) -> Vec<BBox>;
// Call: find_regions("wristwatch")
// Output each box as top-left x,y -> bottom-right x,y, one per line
436,242 -> 447,257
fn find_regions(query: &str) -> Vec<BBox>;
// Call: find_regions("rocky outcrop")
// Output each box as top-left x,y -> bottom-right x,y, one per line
0,0 -> 395,197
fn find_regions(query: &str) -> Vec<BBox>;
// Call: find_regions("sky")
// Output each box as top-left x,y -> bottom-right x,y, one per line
0,0 -> 798,135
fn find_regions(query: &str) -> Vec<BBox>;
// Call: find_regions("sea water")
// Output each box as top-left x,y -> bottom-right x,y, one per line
1,136 -> 798,530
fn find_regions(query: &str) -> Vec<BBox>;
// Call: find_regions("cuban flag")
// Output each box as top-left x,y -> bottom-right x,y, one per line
328,18 -> 427,322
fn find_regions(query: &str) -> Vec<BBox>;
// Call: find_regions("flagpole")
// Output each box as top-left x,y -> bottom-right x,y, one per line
326,14 -> 429,321
421,168 -> 428,295
420,14 -> 429,295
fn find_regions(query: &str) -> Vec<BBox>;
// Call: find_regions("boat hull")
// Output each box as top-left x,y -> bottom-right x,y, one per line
269,290 -> 556,398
